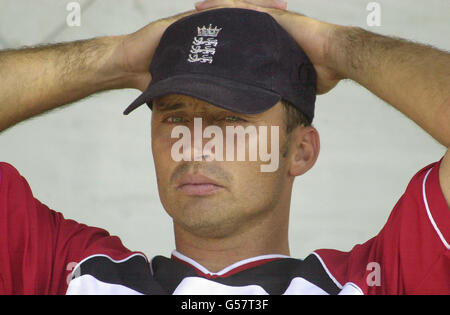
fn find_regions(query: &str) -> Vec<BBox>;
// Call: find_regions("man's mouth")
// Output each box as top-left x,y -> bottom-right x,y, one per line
176,174 -> 225,196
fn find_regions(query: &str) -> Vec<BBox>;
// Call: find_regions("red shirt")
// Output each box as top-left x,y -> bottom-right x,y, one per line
0,162 -> 141,294
315,158 -> 450,294
0,159 -> 448,294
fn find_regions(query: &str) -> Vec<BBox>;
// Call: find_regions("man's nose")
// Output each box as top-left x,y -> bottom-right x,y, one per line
190,116 -> 218,162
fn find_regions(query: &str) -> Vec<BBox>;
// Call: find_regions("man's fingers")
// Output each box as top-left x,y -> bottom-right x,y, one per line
196,0 -> 287,10
195,0 -> 287,11
195,0 -> 257,11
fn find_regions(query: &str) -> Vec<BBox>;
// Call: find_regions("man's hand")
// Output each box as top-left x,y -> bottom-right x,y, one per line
120,10 -> 198,91
195,0 -> 343,94
195,0 -> 288,11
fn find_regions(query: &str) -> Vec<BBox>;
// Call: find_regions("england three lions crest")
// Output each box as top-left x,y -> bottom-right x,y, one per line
187,24 -> 222,64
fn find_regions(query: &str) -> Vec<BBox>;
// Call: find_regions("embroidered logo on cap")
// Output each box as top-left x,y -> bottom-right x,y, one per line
187,24 -> 222,64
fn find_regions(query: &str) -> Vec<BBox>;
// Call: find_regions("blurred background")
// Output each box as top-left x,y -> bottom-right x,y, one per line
0,0 -> 448,260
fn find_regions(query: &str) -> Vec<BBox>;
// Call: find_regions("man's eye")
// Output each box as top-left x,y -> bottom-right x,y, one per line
164,116 -> 185,123
224,116 -> 245,122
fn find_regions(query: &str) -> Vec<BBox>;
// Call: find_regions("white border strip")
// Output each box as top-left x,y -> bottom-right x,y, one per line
71,253 -> 149,278
338,282 -> 364,295
172,250 -> 290,276
67,274 -> 144,295
422,167 -> 450,249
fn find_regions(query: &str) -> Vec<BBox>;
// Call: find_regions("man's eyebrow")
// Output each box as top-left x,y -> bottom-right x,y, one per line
154,102 -> 186,112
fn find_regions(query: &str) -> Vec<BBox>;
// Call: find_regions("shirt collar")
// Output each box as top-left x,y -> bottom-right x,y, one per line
170,250 -> 291,279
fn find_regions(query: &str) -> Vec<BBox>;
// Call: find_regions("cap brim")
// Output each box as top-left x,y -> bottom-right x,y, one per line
123,74 -> 281,115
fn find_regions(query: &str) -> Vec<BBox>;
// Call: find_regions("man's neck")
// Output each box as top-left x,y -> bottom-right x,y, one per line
173,213 -> 290,273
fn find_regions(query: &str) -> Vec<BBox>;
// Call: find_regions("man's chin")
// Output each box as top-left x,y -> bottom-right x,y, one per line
174,214 -> 242,239
169,201 -> 240,236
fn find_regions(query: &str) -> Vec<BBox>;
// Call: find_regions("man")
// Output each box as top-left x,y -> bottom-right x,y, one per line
0,0 -> 448,295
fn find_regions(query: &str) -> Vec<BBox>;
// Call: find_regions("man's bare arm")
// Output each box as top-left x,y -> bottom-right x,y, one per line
328,27 -> 450,148
0,9 -> 197,133
0,36 -> 131,132
328,27 -> 450,207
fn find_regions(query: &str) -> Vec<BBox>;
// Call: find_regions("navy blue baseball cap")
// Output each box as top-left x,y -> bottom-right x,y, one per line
123,8 -> 317,123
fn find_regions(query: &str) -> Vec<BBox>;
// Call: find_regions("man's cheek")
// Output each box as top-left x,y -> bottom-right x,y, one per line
152,134 -> 177,160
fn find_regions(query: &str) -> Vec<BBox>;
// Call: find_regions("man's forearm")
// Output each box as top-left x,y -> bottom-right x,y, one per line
328,26 -> 450,147
0,35 -> 133,132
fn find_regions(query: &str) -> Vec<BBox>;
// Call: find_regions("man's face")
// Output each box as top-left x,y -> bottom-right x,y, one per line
151,94 -> 293,238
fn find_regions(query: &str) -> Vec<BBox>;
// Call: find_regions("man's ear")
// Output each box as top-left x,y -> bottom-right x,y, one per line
288,126 -> 320,177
